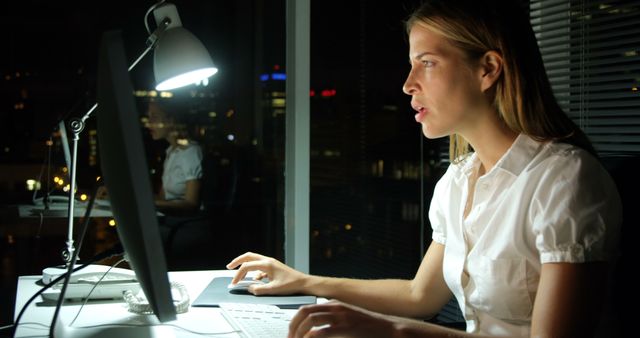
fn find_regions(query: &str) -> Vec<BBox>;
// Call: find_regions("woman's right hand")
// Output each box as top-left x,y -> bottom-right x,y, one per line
226,252 -> 309,296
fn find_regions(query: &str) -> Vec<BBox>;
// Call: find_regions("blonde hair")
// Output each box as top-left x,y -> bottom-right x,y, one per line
406,0 -> 595,162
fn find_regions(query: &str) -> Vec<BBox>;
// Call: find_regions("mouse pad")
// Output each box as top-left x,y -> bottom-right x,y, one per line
192,277 -> 317,309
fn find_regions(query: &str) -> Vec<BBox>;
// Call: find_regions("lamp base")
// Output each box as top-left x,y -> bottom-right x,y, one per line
42,265 -> 71,285
42,264 -> 137,285
41,264 -> 139,302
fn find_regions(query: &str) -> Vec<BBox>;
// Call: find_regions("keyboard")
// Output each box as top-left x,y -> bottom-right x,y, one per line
219,302 -> 292,338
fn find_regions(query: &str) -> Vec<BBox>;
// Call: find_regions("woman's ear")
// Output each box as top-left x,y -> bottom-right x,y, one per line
479,50 -> 503,93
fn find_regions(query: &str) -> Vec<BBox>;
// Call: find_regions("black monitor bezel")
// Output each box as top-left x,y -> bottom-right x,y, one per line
96,29 -> 176,322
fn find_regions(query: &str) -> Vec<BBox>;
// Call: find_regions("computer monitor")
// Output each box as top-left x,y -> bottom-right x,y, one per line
95,30 -> 176,322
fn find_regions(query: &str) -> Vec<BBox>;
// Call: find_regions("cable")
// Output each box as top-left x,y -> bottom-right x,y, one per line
30,140 -> 48,205
47,178 -> 105,338
44,135 -> 52,210
144,0 -> 167,35
9,244 -> 123,338
72,323 -> 239,336
8,177 -> 118,338
5,312 -> 241,337
0,321 -> 49,332
68,258 -> 127,327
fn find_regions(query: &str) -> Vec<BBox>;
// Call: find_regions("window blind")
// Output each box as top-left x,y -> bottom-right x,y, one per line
530,0 -> 640,154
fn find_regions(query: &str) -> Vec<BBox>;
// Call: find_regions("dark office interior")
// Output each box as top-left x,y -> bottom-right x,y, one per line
1,0 -> 637,336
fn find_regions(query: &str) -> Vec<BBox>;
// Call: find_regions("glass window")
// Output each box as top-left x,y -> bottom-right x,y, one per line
309,0 -> 445,279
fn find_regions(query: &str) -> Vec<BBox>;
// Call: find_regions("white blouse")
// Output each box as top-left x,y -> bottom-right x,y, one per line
162,143 -> 203,201
429,134 -> 621,336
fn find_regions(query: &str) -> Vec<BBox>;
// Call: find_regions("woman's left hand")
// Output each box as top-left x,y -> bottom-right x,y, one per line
288,300 -> 397,338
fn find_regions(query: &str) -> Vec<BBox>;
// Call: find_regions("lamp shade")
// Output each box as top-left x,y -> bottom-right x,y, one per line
153,27 -> 218,91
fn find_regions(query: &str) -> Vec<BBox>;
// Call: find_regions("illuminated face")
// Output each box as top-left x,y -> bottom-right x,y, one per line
146,104 -> 171,141
402,24 -> 486,139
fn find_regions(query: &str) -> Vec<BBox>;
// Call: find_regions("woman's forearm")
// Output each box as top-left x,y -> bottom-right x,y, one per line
301,275 -> 438,318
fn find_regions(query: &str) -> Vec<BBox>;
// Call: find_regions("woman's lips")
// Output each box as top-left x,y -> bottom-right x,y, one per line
411,101 -> 427,123
414,107 -> 426,122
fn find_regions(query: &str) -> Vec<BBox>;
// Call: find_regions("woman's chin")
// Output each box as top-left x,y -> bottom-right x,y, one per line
421,126 -> 447,140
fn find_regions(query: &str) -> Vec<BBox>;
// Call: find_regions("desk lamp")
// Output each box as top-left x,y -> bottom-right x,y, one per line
45,0 -> 217,280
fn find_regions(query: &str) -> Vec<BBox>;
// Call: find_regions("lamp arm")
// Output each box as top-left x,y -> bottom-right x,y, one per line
144,17 -> 171,50
60,18 -> 169,265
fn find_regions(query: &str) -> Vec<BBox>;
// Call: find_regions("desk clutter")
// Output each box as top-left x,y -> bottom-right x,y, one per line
13,271 -> 316,338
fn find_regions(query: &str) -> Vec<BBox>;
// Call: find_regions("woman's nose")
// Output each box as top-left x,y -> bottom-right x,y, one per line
403,84 -> 416,95
402,71 -> 418,95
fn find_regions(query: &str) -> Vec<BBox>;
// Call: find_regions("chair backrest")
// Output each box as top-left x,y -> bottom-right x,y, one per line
600,154 -> 639,336
199,150 -> 239,216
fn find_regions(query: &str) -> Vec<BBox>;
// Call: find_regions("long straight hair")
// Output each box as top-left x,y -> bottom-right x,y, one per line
406,0 -> 595,162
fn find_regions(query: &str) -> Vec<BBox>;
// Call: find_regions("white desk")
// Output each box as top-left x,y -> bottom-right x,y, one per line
18,203 -> 114,219
13,270 -> 288,337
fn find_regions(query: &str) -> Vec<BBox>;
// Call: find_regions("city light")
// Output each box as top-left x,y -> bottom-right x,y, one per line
272,98 -> 285,108
271,73 -> 286,80
25,179 -> 40,191
321,89 -> 336,97
259,72 -> 287,81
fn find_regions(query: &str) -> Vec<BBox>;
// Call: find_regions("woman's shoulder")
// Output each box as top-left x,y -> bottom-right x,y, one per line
528,141 -> 613,191
534,141 -> 600,170
173,141 -> 203,159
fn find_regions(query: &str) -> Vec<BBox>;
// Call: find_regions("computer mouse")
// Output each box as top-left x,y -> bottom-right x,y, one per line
227,279 -> 266,294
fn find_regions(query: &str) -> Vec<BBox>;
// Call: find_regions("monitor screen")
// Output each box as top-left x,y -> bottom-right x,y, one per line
96,30 -> 176,322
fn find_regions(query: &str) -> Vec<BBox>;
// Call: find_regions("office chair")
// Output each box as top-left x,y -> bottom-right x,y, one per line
162,150 -> 239,270
599,154 -> 638,337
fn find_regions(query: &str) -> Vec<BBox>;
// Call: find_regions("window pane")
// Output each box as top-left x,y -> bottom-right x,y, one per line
309,0 -> 444,279
531,0 -> 640,155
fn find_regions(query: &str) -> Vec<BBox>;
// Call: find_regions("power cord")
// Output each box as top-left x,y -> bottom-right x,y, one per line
4,319 -> 241,337
68,258 -> 128,327
8,244 -> 124,338
47,177 -> 104,338
67,323 -> 239,336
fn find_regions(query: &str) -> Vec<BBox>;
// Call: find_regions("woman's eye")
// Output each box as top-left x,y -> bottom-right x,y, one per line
422,60 -> 435,67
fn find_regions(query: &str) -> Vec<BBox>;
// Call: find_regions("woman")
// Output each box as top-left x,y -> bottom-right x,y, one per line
146,100 -> 202,214
227,0 -> 621,337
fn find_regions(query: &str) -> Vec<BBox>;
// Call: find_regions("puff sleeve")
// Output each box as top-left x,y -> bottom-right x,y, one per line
531,150 -> 622,263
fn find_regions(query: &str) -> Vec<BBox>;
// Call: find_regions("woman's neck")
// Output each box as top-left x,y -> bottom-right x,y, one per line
463,118 -> 518,175
167,134 -> 179,148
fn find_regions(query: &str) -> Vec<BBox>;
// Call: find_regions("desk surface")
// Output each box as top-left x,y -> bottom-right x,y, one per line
17,203 -> 114,218
14,270 -> 290,337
